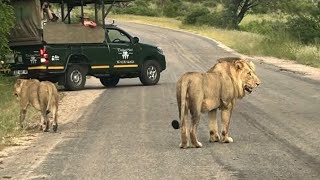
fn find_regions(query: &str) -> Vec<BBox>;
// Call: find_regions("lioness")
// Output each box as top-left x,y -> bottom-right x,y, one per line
13,79 -> 59,132
176,57 -> 261,148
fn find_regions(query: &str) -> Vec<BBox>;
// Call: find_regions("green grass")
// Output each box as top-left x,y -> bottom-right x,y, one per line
110,14 -> 320,67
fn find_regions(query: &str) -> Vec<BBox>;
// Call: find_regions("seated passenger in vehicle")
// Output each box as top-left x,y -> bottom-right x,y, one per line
80,16 -> 97,28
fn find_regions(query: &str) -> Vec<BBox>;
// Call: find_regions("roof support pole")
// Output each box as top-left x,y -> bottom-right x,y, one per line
94,1 -> 98,23
67,5 -> 71,24
104,0 -> 116,19
80,0 -> 84,24
101,0 -> 105,27
61,0 -> 64,20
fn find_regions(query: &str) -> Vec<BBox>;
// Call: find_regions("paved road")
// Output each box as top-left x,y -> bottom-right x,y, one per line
1,22 -> 320,179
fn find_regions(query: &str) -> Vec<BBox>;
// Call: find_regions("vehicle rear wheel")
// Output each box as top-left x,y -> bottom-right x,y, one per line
65,65 -> 86,91
100,76 -> 120,87
139,60 -> 160,86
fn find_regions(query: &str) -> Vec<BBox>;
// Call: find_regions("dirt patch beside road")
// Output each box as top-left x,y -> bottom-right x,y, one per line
253,56 -> 320,81
0,77 -> 105,171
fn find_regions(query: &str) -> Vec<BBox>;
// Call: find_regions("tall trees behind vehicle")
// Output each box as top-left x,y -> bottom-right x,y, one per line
0,0 -> 15,56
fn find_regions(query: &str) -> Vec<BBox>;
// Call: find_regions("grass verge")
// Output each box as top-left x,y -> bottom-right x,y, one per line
110,14 -> 320,67
0,75 -> 38,149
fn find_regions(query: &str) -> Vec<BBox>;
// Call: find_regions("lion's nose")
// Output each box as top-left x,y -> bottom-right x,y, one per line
256,81 -> 261,86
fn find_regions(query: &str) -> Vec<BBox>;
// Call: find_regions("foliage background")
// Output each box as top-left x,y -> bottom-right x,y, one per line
0,0 -> 15,57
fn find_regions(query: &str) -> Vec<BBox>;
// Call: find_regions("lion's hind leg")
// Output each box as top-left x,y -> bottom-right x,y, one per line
189,113 -> 202,148
40,104 -> 49,132
40,111 -> 49,132
51,105 -> 58,132
180,105 -> 188,149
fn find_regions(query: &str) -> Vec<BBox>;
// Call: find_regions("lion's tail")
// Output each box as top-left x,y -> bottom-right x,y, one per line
175,75 -> 189,129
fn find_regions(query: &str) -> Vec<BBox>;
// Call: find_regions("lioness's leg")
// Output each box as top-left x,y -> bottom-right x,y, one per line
180,105 -> 188,149
19,109 -> 27,128
40,110 -> 49,132
52,106 -> 58,132
208,109 -> 220,142
221,105 -> 233,143
39,116 -> 44,130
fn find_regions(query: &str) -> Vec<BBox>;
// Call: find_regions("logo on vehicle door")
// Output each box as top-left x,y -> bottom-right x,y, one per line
122,51 -> 129,59
30,56 -> 37,64
117,48 -> 133,60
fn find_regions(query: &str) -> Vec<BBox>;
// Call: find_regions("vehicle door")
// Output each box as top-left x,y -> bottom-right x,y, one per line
81,41 -> 112,74
106,28 -> 139,72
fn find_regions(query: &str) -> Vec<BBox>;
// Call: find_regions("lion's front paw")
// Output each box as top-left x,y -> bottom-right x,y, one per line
179,143 -> 188,149
52,124 -> 58,132
41,125 -> 49,132
221,136 -> 233,143
191,141 -> 203,148
209,134 -> 220,142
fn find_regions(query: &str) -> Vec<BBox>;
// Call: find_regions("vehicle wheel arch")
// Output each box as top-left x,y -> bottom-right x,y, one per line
66,54 -> 89,74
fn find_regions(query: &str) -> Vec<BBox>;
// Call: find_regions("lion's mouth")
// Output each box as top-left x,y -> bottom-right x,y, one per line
244,85 -> 253,93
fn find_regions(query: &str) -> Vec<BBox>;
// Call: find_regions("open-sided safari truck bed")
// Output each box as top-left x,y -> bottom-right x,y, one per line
7,0 -> 166,90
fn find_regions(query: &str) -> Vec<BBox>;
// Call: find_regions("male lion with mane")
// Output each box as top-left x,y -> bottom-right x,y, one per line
13,79 -> 59,132
175,57 -> 261,148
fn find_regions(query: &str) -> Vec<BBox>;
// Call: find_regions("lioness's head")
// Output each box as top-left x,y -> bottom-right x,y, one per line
13,79 -> 25,97
234,59 -> 261,94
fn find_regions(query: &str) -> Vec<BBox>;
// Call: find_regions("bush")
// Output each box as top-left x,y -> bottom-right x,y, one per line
0,1 -> 15,56
203,0 -> 219,8
287,15 -> 320,44
163,0 -> 189,18
112,0 -> 160,17
240,20 -> 288,35
183,7 -> 210,25
127,6 -> 159,16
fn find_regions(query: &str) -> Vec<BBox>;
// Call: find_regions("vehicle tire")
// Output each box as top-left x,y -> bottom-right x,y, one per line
139,60 -> 161,86
100,76 -> 120,87
65,65 -> 86,91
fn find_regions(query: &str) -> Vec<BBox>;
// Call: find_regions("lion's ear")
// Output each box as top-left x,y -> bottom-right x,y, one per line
16,79 -> 22,85
15,79 -> 24,87
235,60 -> 244,70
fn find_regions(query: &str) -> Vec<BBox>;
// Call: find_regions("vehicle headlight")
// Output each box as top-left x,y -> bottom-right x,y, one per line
157,47 -> 163,55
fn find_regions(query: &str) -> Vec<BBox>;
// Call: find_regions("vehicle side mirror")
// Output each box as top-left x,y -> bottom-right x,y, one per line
133,37 -> 139,44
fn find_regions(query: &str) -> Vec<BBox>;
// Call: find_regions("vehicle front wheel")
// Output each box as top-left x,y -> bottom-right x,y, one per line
139,60 -> 160,86
65,65 -> 86,91
100,76 -> 120,87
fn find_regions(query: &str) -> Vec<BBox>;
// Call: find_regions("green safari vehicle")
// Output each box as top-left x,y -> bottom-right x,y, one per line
7,0 -> 166,90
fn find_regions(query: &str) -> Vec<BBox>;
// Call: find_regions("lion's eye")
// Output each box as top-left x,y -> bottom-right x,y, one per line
247,72 -> 252,76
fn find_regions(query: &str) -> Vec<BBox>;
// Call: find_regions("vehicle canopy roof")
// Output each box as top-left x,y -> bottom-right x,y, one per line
8,0 -> 132,46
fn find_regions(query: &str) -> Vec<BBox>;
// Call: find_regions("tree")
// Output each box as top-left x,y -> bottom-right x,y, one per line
222,0 -> 317,28
0,0 -> 15,56
222,0 -> 263,29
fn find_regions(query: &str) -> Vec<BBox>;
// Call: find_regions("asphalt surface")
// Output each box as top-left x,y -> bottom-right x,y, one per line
1,22 -> 320,180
